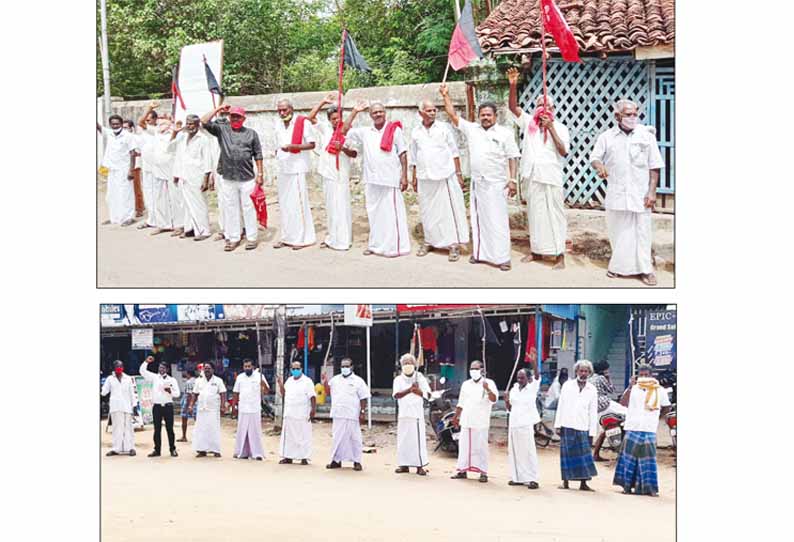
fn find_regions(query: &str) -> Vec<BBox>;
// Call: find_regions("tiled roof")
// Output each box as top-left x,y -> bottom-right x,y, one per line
477,0 -> 674,54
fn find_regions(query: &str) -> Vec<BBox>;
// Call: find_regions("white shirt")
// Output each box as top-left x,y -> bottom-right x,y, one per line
233,370 -> 267,414
590,125 -> 664,212
328,373 -> 371,420
139,362 -> 180,405
283,374 -> 316,420
173,131 -> 214,181
409,121 -> 460,180
101,373 -> 136,414
457,378 -> 497,429
554,379 -> 599,437
274,117 -> 316,175
507,378 -> 541,428
624,384 -> 671,433
150,130 -> 177,180
345,125 -> 407,188
315,121 -> 352,182
193,375 -> 227,413
456,119 -> 520,186
392,372 -> 431,420
100,127 -> 136,171
511,112 -> 570,185
137,127 -> 157,172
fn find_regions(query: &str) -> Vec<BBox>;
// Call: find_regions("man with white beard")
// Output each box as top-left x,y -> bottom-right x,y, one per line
410,100 -> 469,262
101,361 -> 137,456
392,353 -> 431,476
97,115 -> 136,226
321,358 -> 371,471
142,115 -> 180,234
171,115 -> 213,241
451,360 -> 497,482
190,362 -> 227,457
277,360 -> 316,465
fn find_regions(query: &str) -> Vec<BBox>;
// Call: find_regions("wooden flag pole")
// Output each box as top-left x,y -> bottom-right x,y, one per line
442,60 -> 451,84
540,0 -> 548,107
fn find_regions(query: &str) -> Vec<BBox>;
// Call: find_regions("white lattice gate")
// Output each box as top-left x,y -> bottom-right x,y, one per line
519,57 -> 651,206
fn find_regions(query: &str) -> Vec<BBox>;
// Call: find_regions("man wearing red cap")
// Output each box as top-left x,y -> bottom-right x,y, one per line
201,104 -> 265,251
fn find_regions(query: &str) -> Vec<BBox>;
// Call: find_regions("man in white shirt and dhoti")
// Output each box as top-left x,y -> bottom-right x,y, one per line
134,102 -> 161,231
343,101 -> 411,257
277,360 -> 317,465
273,98 -> 317,249
172,115 -> 213,241
97,115 -> 137,226
554,359 -> 599,491
392,354 -> 431,476
440,84 -> 520,271
307,93 -> 358,250
321,358 -> 371,471
145,116 -> 180,235
451,361 -> 497,482
190,362 -> 227,458
505,367 -> 541,489
507,68 -> 570,269
232,359 -> 270,460
139,356 -> 180,457
591,99 -> 664,286
410,100 -> 469,262
101,361 -> 137,456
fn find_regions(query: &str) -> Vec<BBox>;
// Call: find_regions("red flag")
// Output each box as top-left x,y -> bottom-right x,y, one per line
447,0 -> 484,71
171,65 -> 186,117
249,184 -> 268,228
541,0 -> 581,62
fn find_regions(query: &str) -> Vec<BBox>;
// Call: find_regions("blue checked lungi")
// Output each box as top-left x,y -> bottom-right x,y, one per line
180,395 -> 196,419
613,430 -> 659,495
559,427 -> 597,481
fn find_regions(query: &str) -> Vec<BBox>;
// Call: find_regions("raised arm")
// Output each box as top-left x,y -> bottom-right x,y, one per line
138,101 -> 158,130
307,92 -> 337,125
342,100 -> 369,135
439,84 -> 459,127
139,360 -> 155,381
506,68 -> 522,118
201,104 -> 229,127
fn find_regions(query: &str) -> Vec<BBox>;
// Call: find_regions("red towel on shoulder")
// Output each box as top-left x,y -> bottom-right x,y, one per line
325,124 -> 346,155
289,115 -> 307,153
380,121 -> 402,152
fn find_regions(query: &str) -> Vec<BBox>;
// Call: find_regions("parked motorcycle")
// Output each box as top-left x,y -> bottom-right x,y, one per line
599,412 -> 626,451
100,376 -> 110,418
428,379 -> 460,454
665,405 -> 676,449
533,395 -> 555,447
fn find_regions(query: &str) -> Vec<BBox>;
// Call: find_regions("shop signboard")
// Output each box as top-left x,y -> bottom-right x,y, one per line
131,328 -> 154,350
135,305 -> 177,324
344,305 -> 373,327
396,304 -> 496,314
220,304 -> 276,321
645,309 -> 677,368
134,376 -> 154,425
176,304 -> 224,322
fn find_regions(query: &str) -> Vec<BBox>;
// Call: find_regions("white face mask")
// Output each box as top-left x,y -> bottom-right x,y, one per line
620,116 -> 638,130
402,364 -> 415,376
112,127 -> 123,135
341,367 -> 352,377
470,369 -> 482,381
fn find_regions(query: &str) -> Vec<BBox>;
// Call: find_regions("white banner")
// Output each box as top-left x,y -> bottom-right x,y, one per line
176,40 -> 223,123
344,304 -> 373,327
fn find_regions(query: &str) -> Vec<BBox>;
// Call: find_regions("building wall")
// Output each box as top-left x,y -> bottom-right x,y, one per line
581,305 -> 629,365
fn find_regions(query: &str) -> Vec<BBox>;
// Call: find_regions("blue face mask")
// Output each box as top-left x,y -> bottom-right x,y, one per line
341,367 -> 352,377
291,369 -> 302,378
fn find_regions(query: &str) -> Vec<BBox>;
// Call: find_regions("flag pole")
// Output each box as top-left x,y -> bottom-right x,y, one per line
442,60 -> 451,84
540,0 -> 548,108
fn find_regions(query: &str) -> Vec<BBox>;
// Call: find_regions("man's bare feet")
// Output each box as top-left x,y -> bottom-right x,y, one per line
214,232 -> 225,241
552,255 -> 566,270
170,228 -> 184,237
641,273 -> 658,286
520,253 -> 535,263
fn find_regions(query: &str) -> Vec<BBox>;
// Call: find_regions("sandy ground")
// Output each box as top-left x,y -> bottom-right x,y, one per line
96,181 -> 673,288
101,418 -> 676,542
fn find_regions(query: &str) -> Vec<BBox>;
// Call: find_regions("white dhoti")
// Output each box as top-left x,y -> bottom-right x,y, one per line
322,177 -> 352,250
141,170 -> 156,226
180,176 -> 211,237
606,209 -> 653,275
234,412 -> 265,459
418,175 -> 469,248
396,417 -> 429,468
470,180 -> 511,265
277,173 -> 316,246
106,168 -> 135,224
508,426 -> 540,483
169,179 -> 186,230
364,184 -> 411,257
193,410 -> 222,453
151,176 -> 174,229
280,416 -> 313,460
110,412 -> 135,453
221,177 -> 258,243
456,426 -> 490,474
330,417 -> 363,463
528,181 -> 566,256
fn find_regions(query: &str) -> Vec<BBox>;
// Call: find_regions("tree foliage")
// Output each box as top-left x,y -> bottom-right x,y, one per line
97,0 -> 467,99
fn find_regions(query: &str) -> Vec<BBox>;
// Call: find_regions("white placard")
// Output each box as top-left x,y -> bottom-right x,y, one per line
131,328 -> 153,350
176,40 -> 223,123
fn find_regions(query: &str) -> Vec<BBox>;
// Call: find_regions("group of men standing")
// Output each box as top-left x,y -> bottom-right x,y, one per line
98,69 -> 664,281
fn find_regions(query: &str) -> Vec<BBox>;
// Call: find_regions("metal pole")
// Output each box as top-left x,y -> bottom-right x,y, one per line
366,326 -> 372,430
394,310 -> 399,424
99,0 -> 112,117
303,323 -> 309,375
535,306 -> 543,378
275,305 -> 286,429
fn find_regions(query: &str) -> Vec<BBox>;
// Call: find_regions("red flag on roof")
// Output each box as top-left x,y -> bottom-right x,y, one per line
447,0 -> 484,71
541,0 -> 581,62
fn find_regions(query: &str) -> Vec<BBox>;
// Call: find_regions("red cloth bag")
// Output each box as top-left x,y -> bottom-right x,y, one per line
249,183 -> 268,228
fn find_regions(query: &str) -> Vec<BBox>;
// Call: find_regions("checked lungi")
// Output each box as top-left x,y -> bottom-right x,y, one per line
613,430 -> 659,495
559,427 -> 597,481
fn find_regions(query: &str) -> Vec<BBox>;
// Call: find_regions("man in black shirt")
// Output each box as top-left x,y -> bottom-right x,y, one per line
201,105 -> 265,252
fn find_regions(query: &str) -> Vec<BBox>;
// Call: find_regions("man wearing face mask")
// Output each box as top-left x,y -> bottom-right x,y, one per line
201,104 -> 265,252
101,361 -> 137,456
507,68 -> 570,269
272,98 -> 317,249
392,353 -> 432,476
451,361 -> 497,482
591,99 -> 664,286
505,366 -> 541,489
135,102 -> 161,231
139,356 -> 181,457
341,100 -> 411,257
554,359 -> 599,491
97,115 -> 137,226
409,99 -> 469,262
171,114 -> 213,241
232,359 -> 270,460
191,362 -> 227,458
440,83 -> 521,271
277,361 -> 317,465
321,357 -> 371,471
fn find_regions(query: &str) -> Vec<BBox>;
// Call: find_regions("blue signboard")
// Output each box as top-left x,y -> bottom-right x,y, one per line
644,309 -> 676,369
135,305 -> 178,324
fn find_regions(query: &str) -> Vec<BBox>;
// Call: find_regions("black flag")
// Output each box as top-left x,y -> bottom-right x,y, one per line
203,56 -> 223,96
343,31 -> 371,72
